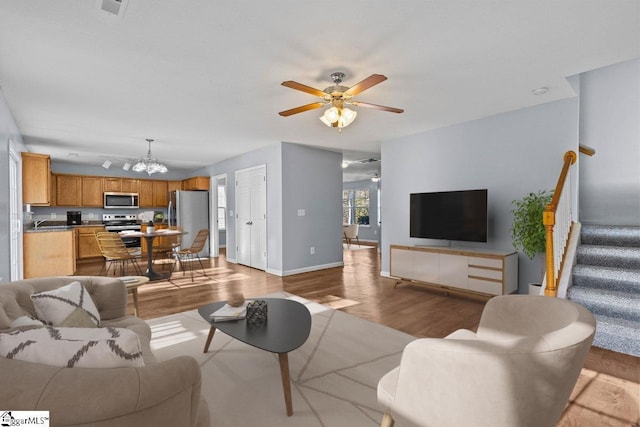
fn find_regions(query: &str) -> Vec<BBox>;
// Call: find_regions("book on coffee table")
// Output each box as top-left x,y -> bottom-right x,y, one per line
118,276 -> 139,284
210,301 -> 250,322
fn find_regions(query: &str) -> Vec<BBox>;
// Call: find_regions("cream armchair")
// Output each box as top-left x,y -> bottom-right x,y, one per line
343,224 -> 360,248
377,295 -> 596,427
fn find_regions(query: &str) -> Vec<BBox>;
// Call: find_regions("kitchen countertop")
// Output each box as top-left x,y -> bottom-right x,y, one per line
24,221 -> 106,233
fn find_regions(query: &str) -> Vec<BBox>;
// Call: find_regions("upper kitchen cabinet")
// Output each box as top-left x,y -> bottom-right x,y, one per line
139,180 -> 154,208
168,180 -> 181,193
122,179 -> 140,193
182,176 -> 210,190
22,152 -> 51,205
153,181 -> 168,207
56,175 -> 82,206
103,177 -> 122,192
81,176 -> 103,207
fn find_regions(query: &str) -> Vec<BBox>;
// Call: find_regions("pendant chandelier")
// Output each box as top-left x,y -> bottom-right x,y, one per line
132,139 -> 168,175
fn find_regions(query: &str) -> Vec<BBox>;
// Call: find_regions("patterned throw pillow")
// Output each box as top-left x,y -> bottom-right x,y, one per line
0,326 -> 144,368
31,281 -> 100,326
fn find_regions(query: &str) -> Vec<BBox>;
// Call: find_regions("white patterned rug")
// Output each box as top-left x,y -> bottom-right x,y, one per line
147,292 -> 415,426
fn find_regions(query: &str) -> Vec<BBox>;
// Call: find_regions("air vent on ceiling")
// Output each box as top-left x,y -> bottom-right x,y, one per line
100,0 -> 128,17
354,158 -> 380,164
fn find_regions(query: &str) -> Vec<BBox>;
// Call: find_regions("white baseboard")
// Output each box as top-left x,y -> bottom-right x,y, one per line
267,261 -> 344,277
380,271 -> 391,278
226,257 -> 237,264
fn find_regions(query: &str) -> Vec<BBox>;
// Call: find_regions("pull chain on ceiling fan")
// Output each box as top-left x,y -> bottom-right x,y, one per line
279,72 -> 404,132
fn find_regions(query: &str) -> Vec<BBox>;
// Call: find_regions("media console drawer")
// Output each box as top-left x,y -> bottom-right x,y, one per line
390,245 -> 518,298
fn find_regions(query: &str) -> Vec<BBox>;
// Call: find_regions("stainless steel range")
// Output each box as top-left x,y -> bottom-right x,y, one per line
102,214 -> 141,253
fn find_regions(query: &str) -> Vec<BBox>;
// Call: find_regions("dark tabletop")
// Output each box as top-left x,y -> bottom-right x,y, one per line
198,298 -> 311,354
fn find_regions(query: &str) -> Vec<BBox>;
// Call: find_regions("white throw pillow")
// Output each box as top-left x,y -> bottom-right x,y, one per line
31,281 -> 100,326
0,326 -> 144,368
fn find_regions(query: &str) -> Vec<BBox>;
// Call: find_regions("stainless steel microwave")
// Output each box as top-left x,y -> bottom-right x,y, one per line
104,192 -> 139,209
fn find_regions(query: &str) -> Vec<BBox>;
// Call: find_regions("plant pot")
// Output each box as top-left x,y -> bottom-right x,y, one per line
528,283 -> 543,295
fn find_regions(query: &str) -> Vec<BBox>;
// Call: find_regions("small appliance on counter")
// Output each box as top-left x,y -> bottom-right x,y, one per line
67,211 -> 82,225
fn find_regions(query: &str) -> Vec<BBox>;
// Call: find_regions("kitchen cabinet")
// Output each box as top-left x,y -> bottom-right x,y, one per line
139,180 -> 154,208
182,176 -> 210,190
24,231 -> 76,278
56,175 -> 82,206
168,180 -> 182,193
122,179 -> 140,193
153,181 -> 168,207
50,173 -> 57,207
22,152 -> 51,206
390,245 -> 518,298
82,176 -> 103,207
103,177 -> 121,192
76,226 -> 106,260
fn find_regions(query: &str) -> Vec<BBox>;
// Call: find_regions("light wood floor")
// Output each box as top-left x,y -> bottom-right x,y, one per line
76,247 -> 640,426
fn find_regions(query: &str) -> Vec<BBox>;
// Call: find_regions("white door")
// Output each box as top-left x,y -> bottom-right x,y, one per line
235,165 -> 267,270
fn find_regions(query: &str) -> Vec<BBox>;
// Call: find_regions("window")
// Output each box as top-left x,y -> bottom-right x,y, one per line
343,189 -> 370,225
217,184 -> 226,230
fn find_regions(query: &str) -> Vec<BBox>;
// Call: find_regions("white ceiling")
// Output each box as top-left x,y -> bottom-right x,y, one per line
0,1 -> 638,181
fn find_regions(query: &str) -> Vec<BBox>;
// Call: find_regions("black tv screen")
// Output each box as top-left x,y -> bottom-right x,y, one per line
410,189 -> 488,242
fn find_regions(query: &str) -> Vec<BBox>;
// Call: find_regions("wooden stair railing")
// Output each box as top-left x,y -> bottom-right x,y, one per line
543,151 -> 577,297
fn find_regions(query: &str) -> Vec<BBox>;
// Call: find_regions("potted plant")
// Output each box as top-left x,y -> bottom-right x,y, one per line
510,190 -> 553,294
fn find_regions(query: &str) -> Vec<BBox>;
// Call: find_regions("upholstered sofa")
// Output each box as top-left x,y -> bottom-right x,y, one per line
0,276 -> 209,427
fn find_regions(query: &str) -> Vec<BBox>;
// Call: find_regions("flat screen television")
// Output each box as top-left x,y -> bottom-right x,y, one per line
410,189 -> 488,242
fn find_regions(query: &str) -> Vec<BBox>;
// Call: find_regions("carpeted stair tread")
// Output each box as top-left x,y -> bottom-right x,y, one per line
572,265 -> 640,293
580,225 -> 640,247
567,286 -> 640,322
577,245 -> 640,270
569,223 -> 640,357
592,314 -> 640,357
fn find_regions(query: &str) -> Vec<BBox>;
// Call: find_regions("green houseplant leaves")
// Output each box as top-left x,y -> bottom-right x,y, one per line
511,190 -> 553,259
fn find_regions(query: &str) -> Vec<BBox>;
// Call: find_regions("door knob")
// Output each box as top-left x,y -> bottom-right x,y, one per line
246,221 -> 253,225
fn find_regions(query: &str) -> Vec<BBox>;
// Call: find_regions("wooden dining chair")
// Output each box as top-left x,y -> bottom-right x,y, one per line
172,229 -> 209,281
95,231 -> 141,276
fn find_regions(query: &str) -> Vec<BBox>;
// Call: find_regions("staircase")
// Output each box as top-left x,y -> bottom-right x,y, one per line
567,225 -> 640,357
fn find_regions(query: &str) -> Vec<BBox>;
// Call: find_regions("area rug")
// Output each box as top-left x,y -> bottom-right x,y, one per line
147,292 -> 415,426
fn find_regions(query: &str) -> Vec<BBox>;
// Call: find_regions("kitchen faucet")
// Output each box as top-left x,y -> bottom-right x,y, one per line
34,219 -> 48,229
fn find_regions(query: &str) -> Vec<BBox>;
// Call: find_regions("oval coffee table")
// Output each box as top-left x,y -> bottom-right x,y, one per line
198,298 -> 311,416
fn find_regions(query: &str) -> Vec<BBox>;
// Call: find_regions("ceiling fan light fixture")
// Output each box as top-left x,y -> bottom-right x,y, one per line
371,173 -> 381,183
319,106 -> 357,131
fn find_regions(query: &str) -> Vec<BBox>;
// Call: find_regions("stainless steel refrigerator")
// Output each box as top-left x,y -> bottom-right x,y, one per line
168,190 -> 210,257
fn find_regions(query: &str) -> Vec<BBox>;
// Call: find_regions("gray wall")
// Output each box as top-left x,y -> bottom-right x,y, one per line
381,98 -> 579,293
281,143 -> 343,273
579,58 -> 640,226
51,160 -> 190,181
195,142 -> 343,275
0,90 -> 27,281
343,179 -> 380,243
194,143 -> 284,272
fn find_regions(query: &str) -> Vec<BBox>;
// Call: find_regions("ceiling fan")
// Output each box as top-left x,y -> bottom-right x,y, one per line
279,72 -> 403,131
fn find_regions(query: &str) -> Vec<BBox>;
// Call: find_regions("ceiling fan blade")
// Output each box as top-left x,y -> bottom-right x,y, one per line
351,101 -> 404,114
281,81 -> 327,98
343,74 -> 387,97
279,102 -> 327,117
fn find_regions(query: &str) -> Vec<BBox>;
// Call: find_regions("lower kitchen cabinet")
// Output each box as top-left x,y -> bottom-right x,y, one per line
76,226 -> 106,260
24,231 -> 76,278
